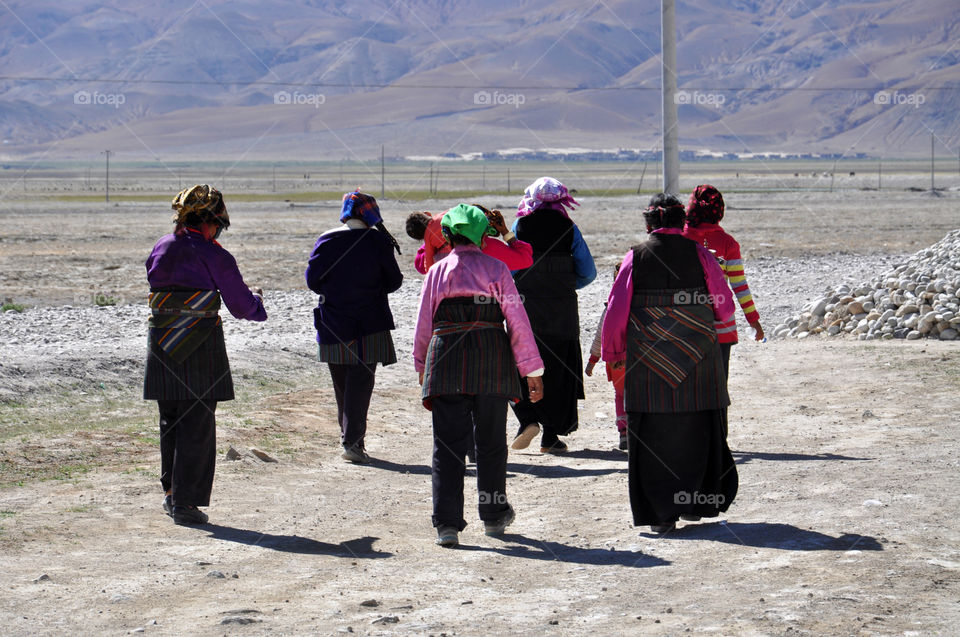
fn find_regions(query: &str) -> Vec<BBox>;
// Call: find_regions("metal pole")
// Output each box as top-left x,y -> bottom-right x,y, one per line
380,145 -> 385,198
102,150 -> 111,202
930,133 -> 935,192
661,0 -> 680,194
878,159 -> 882,191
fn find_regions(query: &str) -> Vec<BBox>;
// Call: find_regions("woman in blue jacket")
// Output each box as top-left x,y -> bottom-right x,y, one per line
509,177 -> 596,453
306,191 -> 403,463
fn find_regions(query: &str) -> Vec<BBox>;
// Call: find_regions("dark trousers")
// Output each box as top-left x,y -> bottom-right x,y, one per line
431,395 -> 511,530
158,399 -> 217,507
328,362 -> 376,448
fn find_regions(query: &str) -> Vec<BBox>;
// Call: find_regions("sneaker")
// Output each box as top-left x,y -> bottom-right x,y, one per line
162,494 -> 173,517
679,514 -> 701,522
649,521 -> 676,533
484,506 -> 516,536
511,424 -> 540,450
342,444 -> 370,464
618,433 -> 628,451
540,440 -> 568,454
172,505 -> 209,526
435,526 -> 459,547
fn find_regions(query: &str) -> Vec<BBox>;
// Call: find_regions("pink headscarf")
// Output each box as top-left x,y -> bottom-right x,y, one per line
516,176 -> 579,217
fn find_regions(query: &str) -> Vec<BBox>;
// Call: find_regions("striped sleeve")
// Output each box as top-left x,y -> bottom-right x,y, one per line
721,238 -> 760,324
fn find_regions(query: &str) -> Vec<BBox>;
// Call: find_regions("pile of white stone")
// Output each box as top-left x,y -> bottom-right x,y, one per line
773,229 -> 960,341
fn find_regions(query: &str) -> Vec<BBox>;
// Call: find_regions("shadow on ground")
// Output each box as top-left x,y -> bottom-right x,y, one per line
653,521 -> 883,551
198,525 -> 394,558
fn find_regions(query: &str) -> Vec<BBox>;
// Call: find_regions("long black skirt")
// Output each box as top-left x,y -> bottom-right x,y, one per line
511,335 -> 584,437
627,409 -> 737,526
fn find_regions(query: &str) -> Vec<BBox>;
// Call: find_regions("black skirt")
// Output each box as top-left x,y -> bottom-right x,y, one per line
143,324 -> 234,401
626,409 -> 737,526
511,335 -> 584,436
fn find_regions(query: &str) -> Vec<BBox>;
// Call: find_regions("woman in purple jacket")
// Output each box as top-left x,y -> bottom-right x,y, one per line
144,185 -> 267,526
306,191 -> 403,464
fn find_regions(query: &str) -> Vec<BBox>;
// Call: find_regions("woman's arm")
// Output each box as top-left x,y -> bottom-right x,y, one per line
210,246 -> 267,321
696,244 -> 735,322
571,225 -> 597,289
481,237 -> 533,270
601,250 -> 633,362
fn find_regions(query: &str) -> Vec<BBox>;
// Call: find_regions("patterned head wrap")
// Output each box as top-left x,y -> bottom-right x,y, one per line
171,184 -> 229,229
340,190 -> 382,226
686,184 -> 725,226
441,203 -> 488,247
516,176 -> 579,218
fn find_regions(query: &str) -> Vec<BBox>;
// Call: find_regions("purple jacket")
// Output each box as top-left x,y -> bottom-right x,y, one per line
146,230 -> 267,321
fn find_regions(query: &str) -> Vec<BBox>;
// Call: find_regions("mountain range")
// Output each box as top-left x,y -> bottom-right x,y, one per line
0,0 -> 957,160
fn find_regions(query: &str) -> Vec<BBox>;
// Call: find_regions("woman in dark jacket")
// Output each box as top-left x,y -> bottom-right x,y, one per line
144,184 -> 267,526
509,177 -> 596,453
602,193 -> 738,533
306,191 -> 403,464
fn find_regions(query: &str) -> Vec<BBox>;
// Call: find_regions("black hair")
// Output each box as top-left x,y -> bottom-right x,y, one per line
442,228 -> 475,246
643,193 -> 685,230
405,211 -> 432,241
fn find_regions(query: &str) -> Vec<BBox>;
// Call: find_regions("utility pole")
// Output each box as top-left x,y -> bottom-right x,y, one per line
661,0 -> 679,194
930,133 -> 935,192
380,145 -> 385,199
102,150 -> 112,202
878,158 -> 882,191
272,163 -> 277,192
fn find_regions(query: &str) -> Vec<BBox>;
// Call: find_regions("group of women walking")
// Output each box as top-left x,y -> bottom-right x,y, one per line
143,177 -> 762,543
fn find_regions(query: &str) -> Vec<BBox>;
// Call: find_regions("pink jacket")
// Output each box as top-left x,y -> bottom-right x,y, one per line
601,228 -> 735,362
413,243 -> 544,377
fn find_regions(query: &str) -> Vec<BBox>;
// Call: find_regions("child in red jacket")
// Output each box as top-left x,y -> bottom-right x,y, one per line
682,184 -> 764,378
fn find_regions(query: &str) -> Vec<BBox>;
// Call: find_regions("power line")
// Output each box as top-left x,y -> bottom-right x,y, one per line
0,75 -> 956,93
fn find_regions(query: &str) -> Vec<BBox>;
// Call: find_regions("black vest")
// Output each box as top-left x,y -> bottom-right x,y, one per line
512,209 -> 579,338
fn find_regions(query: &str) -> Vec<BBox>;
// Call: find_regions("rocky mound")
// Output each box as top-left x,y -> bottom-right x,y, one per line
773,230 -> 960,341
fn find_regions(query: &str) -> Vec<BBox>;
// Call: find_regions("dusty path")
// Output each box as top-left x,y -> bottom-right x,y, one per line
1,192 -> 959,635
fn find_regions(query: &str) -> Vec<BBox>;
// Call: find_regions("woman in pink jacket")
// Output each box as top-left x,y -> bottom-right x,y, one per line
602,194 -> 738,534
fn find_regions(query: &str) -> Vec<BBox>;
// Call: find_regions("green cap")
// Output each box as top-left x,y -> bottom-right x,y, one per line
441,203 -> 489,247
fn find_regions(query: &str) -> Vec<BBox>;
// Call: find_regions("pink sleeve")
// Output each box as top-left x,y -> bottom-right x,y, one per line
414,243 -> 427,275
482,237 -> 533,270
496,267 -> 544,376
601,250 -> 634,362
412,274 -> 435,373
696,244 -> 735,321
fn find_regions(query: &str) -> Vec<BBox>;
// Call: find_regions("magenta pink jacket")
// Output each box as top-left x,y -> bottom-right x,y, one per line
601,228 -> 735,362
413,243 -> 544,376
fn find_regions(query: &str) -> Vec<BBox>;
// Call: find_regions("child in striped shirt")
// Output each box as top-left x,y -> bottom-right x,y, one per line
682,184 -> 764,379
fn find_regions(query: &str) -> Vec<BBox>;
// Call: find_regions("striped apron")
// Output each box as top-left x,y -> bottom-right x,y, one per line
421,297 -> 523,410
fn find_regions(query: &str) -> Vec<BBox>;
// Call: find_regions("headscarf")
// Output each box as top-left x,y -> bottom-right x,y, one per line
340,190 -> 383,226
516,176 -> 579,217
441,203 -> 488,247
339,190 -> 401,254
686,184 -> 725,226
171,184 -> 229,229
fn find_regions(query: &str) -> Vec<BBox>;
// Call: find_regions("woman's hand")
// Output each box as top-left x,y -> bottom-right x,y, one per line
250,286 -> 264,296
749,321 -> 765,341
487,209 -> 509,236
611,359 -> 625,370
526,376 -> 544,402
418,371 -> 424,386
584,360 -> 596,376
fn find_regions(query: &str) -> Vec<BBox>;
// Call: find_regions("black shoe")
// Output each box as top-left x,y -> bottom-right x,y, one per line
540,440 -> 568,454
172,505 -> 209,526
162,495 -> 173,517
484,505 -> 516,536
650,521 -> 676,533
